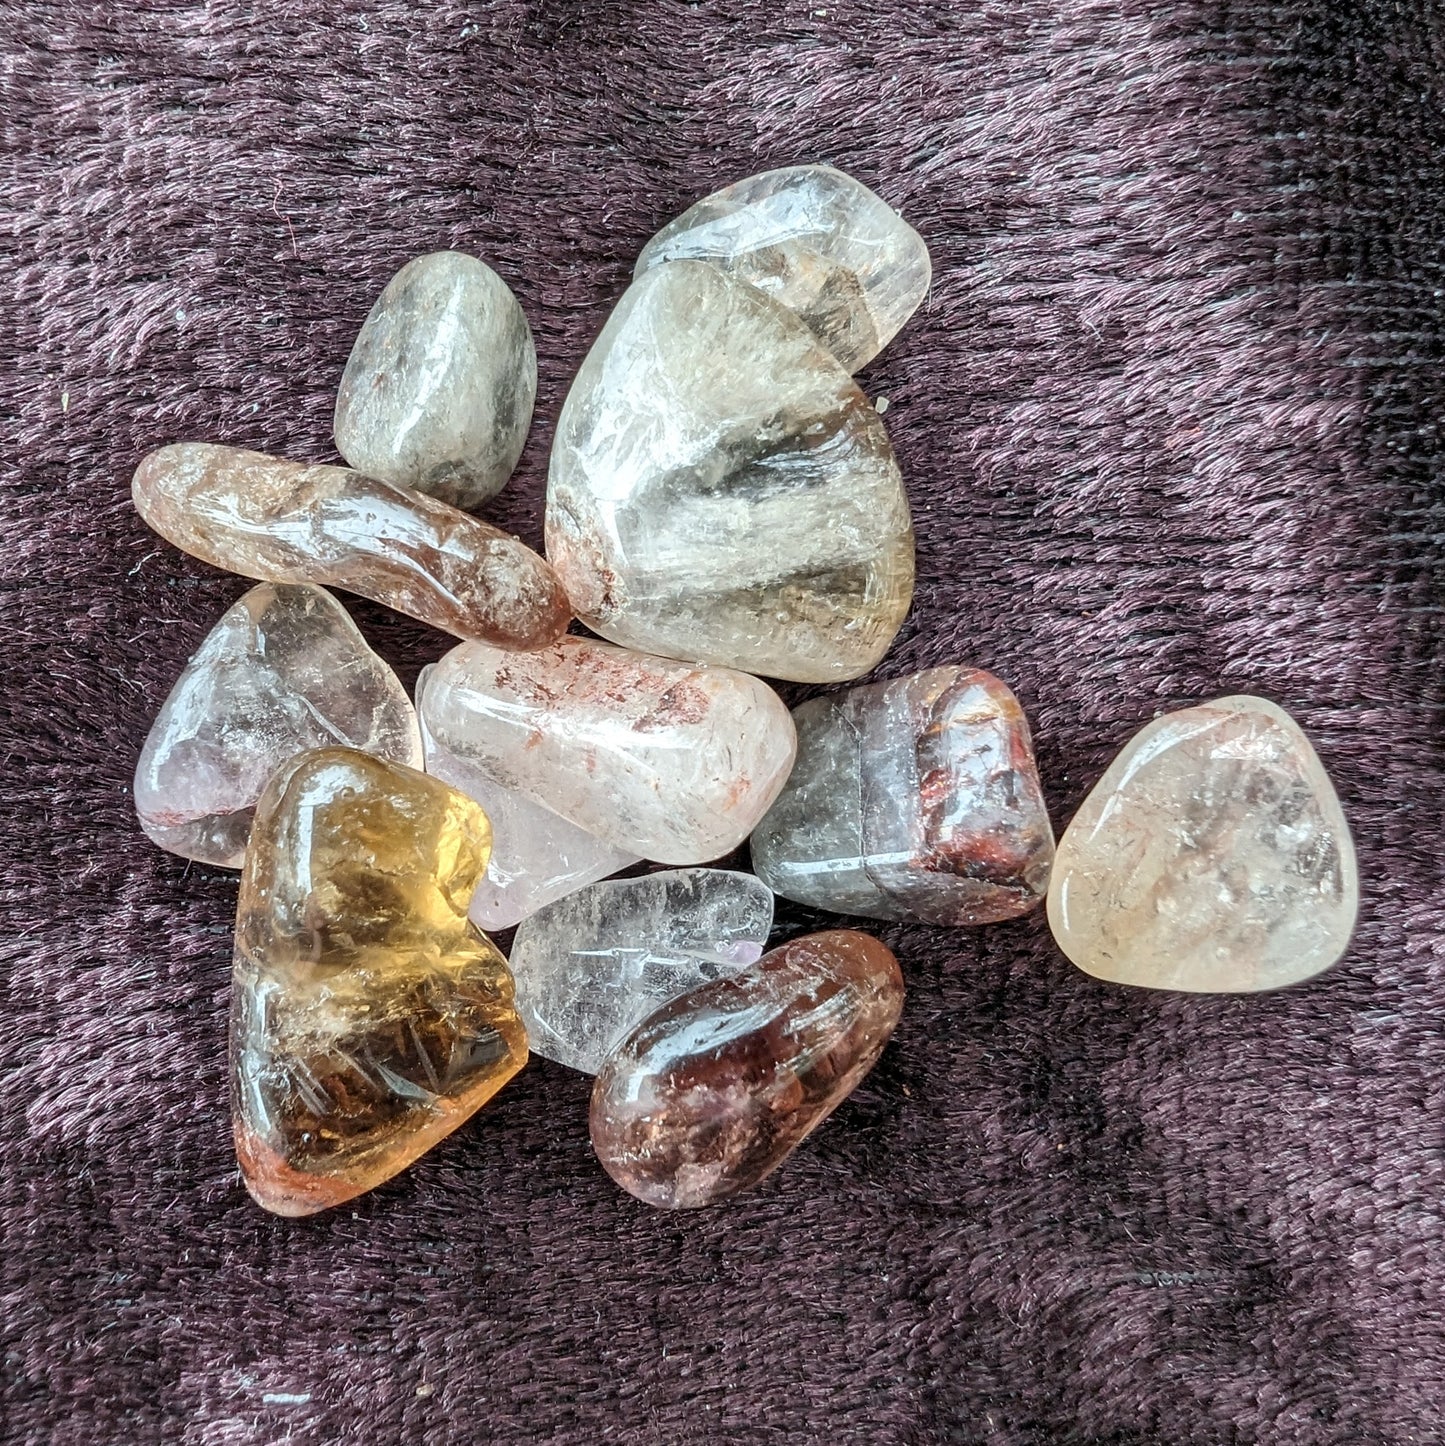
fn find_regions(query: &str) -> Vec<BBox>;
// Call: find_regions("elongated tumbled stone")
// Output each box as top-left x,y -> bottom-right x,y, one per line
510,869 -> 774,1074
545,261 -> 914,683
590,930 -> 903,1208
419,635 -> 797,865
416,665 -> 638,932
334,251 -> 537,509
135,583 -> 422,868
1047,696 -> 1358,992
232,748 -> 527,1216
752,667 -> 1054,925
636,164 -> 931,372
133,443 -> 570,649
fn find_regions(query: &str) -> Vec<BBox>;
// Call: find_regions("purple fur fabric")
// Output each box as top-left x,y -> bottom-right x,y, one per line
3,1 -> 1443,1442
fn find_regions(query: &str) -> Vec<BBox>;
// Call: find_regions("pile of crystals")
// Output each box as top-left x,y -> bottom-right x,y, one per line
133,167 -> 1359,1218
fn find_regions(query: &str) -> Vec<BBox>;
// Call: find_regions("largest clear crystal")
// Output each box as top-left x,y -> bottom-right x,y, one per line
545,261 -> 915,684
635,165 -> 930,372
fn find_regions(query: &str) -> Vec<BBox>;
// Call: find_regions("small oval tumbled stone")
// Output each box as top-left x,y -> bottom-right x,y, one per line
546,261 -> 915,683
416,665 -> 639,931
510,869 -> 775,1074
636,165 -> 931,372
232,748 -> 527,1217
132,443 -> 570,649
334,251 -> 537,509
1047,696 -> 1358,993
752,666 -> 1055,925
590,930 -> 903,1208
419,635 -> 798,865
135,583 -> 422,868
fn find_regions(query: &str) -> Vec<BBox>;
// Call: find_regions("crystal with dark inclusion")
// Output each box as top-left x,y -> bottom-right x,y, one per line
751,667 -> 1055,925
132,443 -> 570,650
134,583 -> 421,868
1047,695 -> 1358,992
334,251 -> 537,510
590,930 -> 903,1209
635,164 -> 932,372
545,261 -> 915,684
231,748 -> 527,1216
509,869 -> 774,1075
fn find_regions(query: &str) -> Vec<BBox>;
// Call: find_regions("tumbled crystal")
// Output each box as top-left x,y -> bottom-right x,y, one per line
590,930 -> 903,1208
1046,695 -> 1358,992
509,869 -> 774,1074
133,443 -> 570,649
334,251 -> 537,509
135,583 -> 422,868
415,665 -> 638,932
231,748 -> 527,1216
419,635 -> 797,864
545,261 -> 914,683
752,667 -> 1054,925
635,164 -> 931,371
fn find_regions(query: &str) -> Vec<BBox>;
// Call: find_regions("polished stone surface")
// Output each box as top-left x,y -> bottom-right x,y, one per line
419,635 -> 797,864
133,443 -> 570,649
509,869 -> 774,1074
590,930 -> 903,1209
415,664 -> 638,932
135,583 -> 422,868
1047,695 -> 1358,992
636,164 -> 931,371
752,667 -> 1055,925
231,748 -> 527,1216
545,261 -> 914,683
334,251 -> 536,509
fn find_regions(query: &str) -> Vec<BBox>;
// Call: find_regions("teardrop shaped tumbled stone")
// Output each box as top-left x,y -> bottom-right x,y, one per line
752,666 -> 1055,925
334,251 -> 537,509
133,443 -> 571,649
419,635 -> 797,865
510,869 -> 775,1074
135,583 -> 422,868
545,261 -> 915,683
590,930 -> 903,1208
415,665 -> 638,931
1047,696 -> 1358,992
635,164 -> 931,371
231,748 -> 527,1216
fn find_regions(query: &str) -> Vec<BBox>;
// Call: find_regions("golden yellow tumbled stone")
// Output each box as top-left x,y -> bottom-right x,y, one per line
231,747 -> 527,1216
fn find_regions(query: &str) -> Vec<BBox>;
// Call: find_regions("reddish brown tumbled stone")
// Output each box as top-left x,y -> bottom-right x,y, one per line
589,930 -> 904,1208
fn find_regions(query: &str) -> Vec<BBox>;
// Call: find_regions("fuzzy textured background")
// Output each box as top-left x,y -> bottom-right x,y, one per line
3,1 -> 1443,1442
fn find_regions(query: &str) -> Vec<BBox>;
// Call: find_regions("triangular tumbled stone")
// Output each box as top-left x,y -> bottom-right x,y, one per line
134,583 -> 422,868
545,261 -> 914,683
1047,696 -> 1357,992
231,749 -> 527,1216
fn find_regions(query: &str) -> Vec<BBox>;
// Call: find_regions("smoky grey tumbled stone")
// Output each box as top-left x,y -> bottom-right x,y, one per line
334,251 -> 537,510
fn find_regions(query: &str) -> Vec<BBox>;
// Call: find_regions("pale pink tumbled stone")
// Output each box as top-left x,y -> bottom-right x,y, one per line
1047,696 -> 1357,993
418,636 -> 797,865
